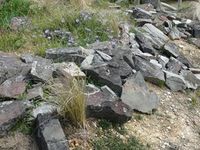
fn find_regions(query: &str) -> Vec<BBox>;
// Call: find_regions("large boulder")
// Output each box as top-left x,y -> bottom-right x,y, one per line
166,57 -> 185,74
0,101 -> 27,135
36,114 -> 69,150
86,84 -> 132,123
121,72 -> 160,114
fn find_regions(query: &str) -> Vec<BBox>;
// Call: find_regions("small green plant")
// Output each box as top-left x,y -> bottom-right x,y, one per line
0,0 -> 31,27
191,96 -> 198,107
11,114 -> 34,135
49,77 -> 86,127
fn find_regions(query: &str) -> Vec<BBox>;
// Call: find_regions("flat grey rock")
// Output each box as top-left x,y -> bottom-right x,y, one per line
121,72 -> 159,114
164,71 -> 186,91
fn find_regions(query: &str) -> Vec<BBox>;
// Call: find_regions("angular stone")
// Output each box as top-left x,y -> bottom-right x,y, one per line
135,31 -> 157,55
180,70 -> 200,90
0,101 -> 26,135
158,55 -> 169,68
83,65 -> 122,96
0,52 -> 30,85
169,27 -> 181,40
177,55 -> 193,68
163,42 -> 180,58
189,68 -> 200,74
142,24 -> 169,49
36,114 -> 69,150
189,38 -> 200,48
32,103 -> 57,118
121,72 -> 159,114
30,56 -> 53,83
166,57 -> 184,74
46,47 -> 92,64
164,71 -> 186,91
192,23 -> 200,38
53,62 -> 86,79
134,56 -> 165,85
26,86 -> 43,101
96,50 -> 112,61
0,76 -> 26,100
132,7 -> 152,19
87,41 -> 115,56
86,85 -> 132,123
108,56 -> 132,79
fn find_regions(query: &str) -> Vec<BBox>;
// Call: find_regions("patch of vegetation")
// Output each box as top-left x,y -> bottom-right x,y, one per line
0,31 -> 25,51
11,113 -> 34,135
0,0 -> 31,27
49,77 -> 86,127
92,130 -> 148,150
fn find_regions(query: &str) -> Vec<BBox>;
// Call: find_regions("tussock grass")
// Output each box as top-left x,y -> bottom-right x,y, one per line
49,77 -> 86,128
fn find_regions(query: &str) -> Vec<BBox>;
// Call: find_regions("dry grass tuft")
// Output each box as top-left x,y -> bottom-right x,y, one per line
49,77 -> 86,128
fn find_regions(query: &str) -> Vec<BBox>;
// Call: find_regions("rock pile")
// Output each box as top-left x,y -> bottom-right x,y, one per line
1,2 -> 200,150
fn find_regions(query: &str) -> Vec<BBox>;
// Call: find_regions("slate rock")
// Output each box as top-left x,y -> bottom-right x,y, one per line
168,27 -> 181,40
87,41 -> 115,56
142,24 -> 169,49
0,52 -> 30,84
188,38 -> 200,48
135,31 -> 157,55
32,103 -> 57,118
108,56 -> 132,79
86,84 -> 132,123
158,55 -> 169,68
0,76 -> 26,100
53,62 -> 86,79
192,23 -> 200,38
134,56 -> 165,85
177,55 -> 193,68
36,114 -> 69,150
30,56 -> 53,83
163,42 -> 180,58
121,72 -> 159,114
0,101 -> 26,135
180,70 -> 200,90
132,7 -> 152,19
46,47 -> 92,64
166,57 -> 184,74
164,71 -> 186,91
84,65 -> 122,96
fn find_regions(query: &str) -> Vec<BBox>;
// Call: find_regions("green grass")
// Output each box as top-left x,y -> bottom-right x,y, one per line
0,31 -> 25,51
0,0 -> 31,27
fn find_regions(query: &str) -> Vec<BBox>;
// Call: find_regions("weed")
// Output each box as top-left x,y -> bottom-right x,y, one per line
191,96 -> 198,107
134,114 -> 144,121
